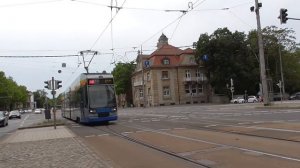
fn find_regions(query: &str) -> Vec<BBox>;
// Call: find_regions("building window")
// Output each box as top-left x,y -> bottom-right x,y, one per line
148,87 -> 151,96
162,58 -> 170,65
189,56 -> 195,63
185,85 -> 190,94
139,89 -> 144,98
196,69 -> 200,77
146,72 -> 150,81
163,86 -> 170,96
198,84 -> 203,94
185,70 -> 191,78
162,71 -> 169,79
191,84 -> 197,94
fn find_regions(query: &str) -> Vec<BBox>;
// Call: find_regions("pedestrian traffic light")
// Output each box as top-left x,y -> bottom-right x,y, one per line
44,80 -> 51,90
279,8 -> 288,24
55,80 -> 62,89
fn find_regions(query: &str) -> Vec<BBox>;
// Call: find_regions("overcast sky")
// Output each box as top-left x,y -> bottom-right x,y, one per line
0,0 -> 299,95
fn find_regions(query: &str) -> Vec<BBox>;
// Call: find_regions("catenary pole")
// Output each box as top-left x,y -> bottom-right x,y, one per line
255,0 -> 270,105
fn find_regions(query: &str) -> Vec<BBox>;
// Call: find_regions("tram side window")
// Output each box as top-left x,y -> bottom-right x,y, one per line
81,87 -> 88,108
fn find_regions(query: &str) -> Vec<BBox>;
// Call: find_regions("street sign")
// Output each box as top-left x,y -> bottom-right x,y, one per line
144,60 -> 150,68
202,54 -> 208,61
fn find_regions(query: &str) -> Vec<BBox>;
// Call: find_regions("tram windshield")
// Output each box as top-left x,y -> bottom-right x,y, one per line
88,85 -> 116,108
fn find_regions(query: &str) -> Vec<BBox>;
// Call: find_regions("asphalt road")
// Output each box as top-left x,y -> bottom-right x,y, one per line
66,101 -> 300,168
0,112 -> 45,141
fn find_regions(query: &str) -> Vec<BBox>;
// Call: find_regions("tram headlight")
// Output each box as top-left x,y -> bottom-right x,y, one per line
89,109 -> 96,113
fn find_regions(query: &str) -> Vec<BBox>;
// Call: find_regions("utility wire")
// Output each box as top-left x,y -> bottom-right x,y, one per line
0,54 -> 79,58
89,0 -> 127,50
0,0 -> 63,8
170,15 -> 184,41
140,0 -> 207,46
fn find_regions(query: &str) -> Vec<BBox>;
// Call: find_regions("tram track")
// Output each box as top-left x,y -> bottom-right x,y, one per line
178,120 -> 300,143
90,125 -> 212,168
112,122 -> 300,163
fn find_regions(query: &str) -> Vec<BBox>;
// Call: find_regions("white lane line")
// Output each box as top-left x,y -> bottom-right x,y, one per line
150,129 -> 300,162
205,125 -> 217,128
253,121 -> 264,124
174,128 -> 186,130
247,126 -> 300,133
85,135 -> 96,138
19,114 -> 30,127
238,122 -> 249,125
97,134 -> 109,137
122,132 -> 133,134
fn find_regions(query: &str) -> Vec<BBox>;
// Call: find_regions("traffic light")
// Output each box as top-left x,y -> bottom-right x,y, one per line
279,8 -> 288,24
55,80 -> 62,89
44,80 -> 51,90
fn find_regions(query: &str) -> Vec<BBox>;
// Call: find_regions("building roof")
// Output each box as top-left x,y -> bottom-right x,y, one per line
150,44 -> 184,57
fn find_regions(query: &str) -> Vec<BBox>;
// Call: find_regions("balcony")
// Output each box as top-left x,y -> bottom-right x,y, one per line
183,77 -> 207,83
133,81 -> 143,86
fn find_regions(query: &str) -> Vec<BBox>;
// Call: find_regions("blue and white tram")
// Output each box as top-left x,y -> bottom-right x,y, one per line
62,73 -> 117,124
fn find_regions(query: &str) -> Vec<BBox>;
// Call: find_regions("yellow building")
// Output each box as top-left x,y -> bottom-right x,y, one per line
132,34 -> 211,107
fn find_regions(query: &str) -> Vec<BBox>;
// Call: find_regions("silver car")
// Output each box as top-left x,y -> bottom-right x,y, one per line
0,111 -> 9,127
248,96 -> 258,103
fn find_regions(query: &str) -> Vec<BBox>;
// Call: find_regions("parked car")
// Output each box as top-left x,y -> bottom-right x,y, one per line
289,92 -> 300,100
34,109 -> 42,114
0,111 -> 8,127
9,110 -> 21,119
231,97 -> 245,104
247,96 -> 258,103
24,109 -> 32,113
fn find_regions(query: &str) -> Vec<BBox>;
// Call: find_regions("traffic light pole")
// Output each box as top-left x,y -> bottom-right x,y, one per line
44,77 -> 62,130
51,77 -> 57,129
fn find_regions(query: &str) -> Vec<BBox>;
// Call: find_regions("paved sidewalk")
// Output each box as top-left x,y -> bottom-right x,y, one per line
0,126 -> 111,168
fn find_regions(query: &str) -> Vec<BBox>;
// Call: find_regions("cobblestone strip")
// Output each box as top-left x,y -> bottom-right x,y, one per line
74,137 -> 114,168
0,138 -> 108,168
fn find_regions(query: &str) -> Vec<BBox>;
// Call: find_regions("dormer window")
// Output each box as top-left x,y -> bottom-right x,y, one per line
162,58 -> 170,65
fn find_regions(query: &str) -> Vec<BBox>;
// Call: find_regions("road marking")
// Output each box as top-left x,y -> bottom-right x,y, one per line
205,125 -> 217,127
151,129 -> 300,162
85,135 -> 96,138
238,122 -> 249,125
174,128 -> 186,130
122,132 -> 133,134
253,121 -> 264,124
248,126 -> 300,133
19,114 -> 30,127
97,134 -> 109,137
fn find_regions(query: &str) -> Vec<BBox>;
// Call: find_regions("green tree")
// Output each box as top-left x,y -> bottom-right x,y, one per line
112,61 -> 136,104
0,72 -> 28,110
248,26 -> 300,94
33,90 -> 48,108
195,28 -> 259,97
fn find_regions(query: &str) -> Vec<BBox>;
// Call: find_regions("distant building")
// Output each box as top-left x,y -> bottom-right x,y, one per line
27,91 -> 34,109
131,34 -> 211,107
